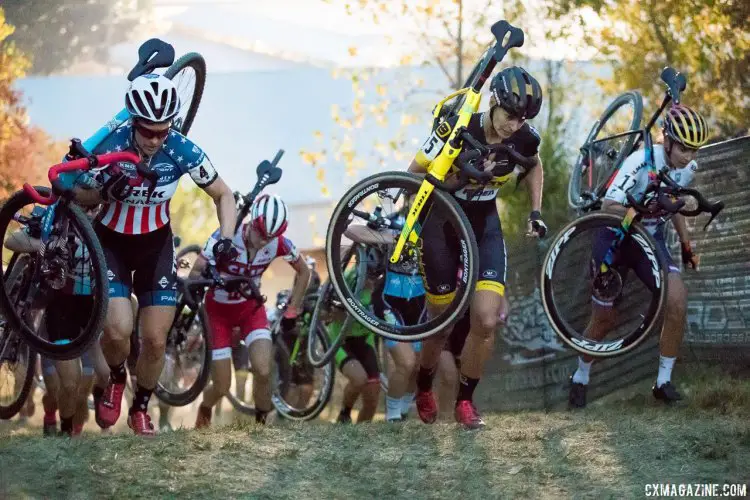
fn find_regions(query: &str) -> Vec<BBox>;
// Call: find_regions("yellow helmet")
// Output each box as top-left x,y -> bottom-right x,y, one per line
663,105 -> 709,148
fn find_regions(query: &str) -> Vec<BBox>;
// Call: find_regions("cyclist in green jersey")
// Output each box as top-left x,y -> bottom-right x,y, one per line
327,261 -> 384,423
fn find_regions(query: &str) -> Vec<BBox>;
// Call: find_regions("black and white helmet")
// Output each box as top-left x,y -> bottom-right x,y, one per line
489,66 -> 543,120
250,194 -> 289,239
125,74 -> 180,123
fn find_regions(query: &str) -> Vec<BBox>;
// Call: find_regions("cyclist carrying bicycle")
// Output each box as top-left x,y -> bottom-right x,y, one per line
5,206 -> 106,436
191,194 -> 311,428
409,67 -> 547,429
327,251 -> 385,424
569,105 -> 709,408
64,74 -> 238,435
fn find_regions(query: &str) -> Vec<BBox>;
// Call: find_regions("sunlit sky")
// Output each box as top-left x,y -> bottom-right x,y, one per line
149,0 -> 602,67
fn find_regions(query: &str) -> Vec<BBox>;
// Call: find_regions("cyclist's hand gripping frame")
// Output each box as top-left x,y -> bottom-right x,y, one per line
390,20 -> 525,264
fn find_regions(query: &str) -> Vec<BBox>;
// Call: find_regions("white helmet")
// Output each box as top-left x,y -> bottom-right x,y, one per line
249,194 -> 289,239
125,74 -> 180,123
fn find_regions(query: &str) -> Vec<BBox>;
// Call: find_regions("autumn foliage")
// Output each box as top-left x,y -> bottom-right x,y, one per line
0,8 -> 64,200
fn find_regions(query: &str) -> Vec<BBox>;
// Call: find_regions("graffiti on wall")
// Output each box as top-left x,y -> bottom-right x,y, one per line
500,287 -> 567,366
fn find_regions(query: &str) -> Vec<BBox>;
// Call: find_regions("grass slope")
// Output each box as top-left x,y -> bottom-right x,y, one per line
0,366 -> 748,500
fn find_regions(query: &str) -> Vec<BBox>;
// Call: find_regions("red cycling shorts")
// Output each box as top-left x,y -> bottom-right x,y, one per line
204,297 -> 271,361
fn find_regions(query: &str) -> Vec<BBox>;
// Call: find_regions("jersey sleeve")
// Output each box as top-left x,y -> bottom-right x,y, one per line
603,150 -> 649,204
519,124 -> 541,158
413,116 -> 457,168
172,134 -> 219,188
278,236 -> 300,263
201,229 -> 221,261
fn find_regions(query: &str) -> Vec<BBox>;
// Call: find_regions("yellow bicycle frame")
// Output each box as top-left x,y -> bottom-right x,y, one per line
389,87 -> 483,263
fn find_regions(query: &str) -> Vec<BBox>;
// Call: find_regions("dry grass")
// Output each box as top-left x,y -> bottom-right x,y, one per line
0,364 -> 748,499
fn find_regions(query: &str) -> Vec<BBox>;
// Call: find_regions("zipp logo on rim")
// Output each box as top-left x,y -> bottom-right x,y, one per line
545,226 -> 577,279
347,183 -> 379,208
571,337 -> 624,352
631,233 -> 661,288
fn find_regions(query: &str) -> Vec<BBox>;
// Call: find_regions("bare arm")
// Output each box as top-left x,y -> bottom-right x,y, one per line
672,213 -> 690,244
408,159 -> 427,175
202,176 -> 237,239
287,255 -> 312,311
523,155 -> 544,212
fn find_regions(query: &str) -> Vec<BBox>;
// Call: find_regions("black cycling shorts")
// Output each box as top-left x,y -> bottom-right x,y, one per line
45,293 -> 94,343
96,223 -> 177,306
420,200 -> 507,305
336,335 -> 379,381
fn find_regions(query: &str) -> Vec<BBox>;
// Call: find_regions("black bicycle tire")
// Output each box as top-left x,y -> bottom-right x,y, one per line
274,323 -> 336,421
228,324 -> 336,419
540,212 -> 667,357
325,172 -> 478,340
306,246 -> 366,369
0,189 -> 108,360
164,53 -> 206,136
568,91 -> 643,211
0,255 -> 37,419
154,301 -> 211,406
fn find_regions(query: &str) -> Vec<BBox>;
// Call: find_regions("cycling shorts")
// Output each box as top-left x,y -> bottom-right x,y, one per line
419,200 -> 507,305
336,334 -> 379,382
204,297 -> 271,361
591,227 -> 678,307
96,223 -> 177,307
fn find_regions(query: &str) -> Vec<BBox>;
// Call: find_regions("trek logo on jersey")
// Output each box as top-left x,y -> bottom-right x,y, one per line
125,189 -> 166,204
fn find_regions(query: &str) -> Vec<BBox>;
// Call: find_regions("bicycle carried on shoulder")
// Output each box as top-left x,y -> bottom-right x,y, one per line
541,67 -> 724,357
323,20 -> 535,342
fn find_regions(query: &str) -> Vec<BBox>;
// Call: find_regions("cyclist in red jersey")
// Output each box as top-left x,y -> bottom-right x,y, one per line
191,194 -> 312,427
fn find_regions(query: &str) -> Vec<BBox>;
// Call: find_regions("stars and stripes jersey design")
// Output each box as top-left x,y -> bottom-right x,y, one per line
89,125 -> 218,235
202,223 -> 300,304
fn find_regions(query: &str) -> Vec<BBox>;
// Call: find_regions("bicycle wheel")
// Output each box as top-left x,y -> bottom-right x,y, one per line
0,254 -> 37,419
568,91 -> 643,211
540,213 -> 667,357
164,53 -> 206,136
306,244 -> 366,368
0,188 -> 108,360
176,244 -> 202,279
272,324 -> 336,421
154,298 -> 210,406
326,172 -> 478,340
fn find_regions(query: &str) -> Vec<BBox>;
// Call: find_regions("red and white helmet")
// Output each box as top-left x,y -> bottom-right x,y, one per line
249,194 -> 289,239
125,74 -> 180,123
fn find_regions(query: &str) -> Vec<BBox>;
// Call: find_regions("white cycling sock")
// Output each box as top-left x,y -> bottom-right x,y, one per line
572,357 -> 592,385
386,396 -> 402,421
400,392 -> 415,415
656,356 -> 675,388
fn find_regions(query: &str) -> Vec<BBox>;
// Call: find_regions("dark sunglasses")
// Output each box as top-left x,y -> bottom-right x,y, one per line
134,122 -> 171,140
